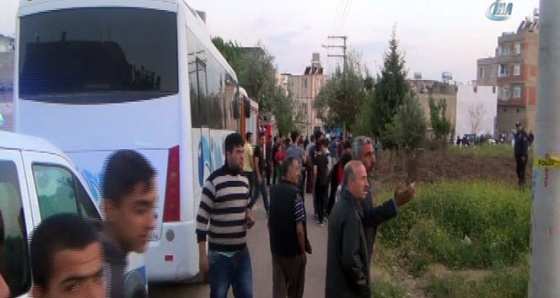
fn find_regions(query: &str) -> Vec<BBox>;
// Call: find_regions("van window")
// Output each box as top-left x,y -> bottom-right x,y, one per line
0,160 -> 31,296
33,164 -> 100,220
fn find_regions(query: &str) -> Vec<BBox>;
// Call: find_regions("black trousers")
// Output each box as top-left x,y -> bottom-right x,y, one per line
314,183 -> 327,224
516,156 -> 527,186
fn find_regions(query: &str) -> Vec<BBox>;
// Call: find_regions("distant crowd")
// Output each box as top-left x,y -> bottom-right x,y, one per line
195,130 -> 415,298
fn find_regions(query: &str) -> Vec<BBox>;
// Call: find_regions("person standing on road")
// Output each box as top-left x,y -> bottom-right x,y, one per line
253,132 -> 269,214
514,122 -> 531,187
101,150 -> 157,298
326,161 -> 371,298
327,152 -> 352,217
268,156 -> 311,298
30,214 -> 106,298
286,131 -> 306,198
351,136 -> 415,266
274,140 -> 287,185
196,133 -> 256,298
271,136 -> 280,184
243,132 -> 255,202
313,140 -> 330,226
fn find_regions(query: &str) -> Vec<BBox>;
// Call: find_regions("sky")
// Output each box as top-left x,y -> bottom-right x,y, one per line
0,0 -> 539,83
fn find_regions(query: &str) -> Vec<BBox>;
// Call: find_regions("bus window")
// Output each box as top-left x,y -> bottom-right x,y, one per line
18,8 -> 178,104
33,164 -> 100,220
0,160 -> 31,297
196,58 -> 209,127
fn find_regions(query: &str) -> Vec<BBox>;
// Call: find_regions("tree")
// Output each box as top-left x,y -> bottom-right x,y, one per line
270,86 -> 299,135
313,52 -> 368,135
370,27 -> 410,169
468,102 -> 485,134
212,37 -> 296,133
211,37 -> 244,73
237,47 -> 278,113
429,96 -> 452,147
393,94 -> 427,184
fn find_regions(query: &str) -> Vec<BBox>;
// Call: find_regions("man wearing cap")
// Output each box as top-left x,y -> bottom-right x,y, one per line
514,121 -> 531,187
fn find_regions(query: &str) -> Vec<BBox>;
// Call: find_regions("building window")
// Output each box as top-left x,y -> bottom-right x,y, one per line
498,64 -> 509,77
500,44 -> 510,56
514,42 -> 521,55
513,86 -> 522,98
501,87 -> 510,100
514,64 -> 521,76
303,78 -> 307,89
479,68 -> 485,78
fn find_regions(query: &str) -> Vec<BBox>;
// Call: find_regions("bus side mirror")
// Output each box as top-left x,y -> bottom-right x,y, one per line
232,99 -> 240,119
244,98 -> 251,118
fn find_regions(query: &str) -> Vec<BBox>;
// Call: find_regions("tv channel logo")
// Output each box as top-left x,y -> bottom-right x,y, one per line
486,0 -> 513,21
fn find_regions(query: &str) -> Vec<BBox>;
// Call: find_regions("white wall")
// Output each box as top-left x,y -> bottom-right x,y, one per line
455,85 -> 498,137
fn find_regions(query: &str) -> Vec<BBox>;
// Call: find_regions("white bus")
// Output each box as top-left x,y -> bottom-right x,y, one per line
15,0 -> 245,282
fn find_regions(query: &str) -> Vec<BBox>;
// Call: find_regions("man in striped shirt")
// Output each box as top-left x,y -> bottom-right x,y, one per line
196,132 -> 256,298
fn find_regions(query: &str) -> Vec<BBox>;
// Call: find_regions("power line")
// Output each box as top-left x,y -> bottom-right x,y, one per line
329,0 -> 345,37
337,0 -> 353,34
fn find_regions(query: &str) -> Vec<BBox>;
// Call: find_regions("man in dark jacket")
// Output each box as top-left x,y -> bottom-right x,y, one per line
268,156 -> 311,298
352,136 -> 415,265
326,161 -> 371,298
514,122 -> 531,187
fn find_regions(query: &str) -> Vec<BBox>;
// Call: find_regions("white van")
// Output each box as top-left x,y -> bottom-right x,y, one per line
0,131 -> 147,298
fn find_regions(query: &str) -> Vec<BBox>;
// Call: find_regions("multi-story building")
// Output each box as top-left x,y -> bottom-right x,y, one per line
476,57 -> 498,87
478,16 -> 539,135
283,53 -> 326,137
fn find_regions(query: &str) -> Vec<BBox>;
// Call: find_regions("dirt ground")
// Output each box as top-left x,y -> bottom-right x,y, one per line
372,147 -> 529,187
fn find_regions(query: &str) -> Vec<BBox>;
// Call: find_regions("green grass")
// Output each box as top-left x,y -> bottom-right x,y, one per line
378,181 -> 531,270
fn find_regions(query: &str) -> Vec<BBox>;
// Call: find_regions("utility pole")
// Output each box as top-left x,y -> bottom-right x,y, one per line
529,0 -> 560,297
323,35 -> 348,137
323,35 -> 348,71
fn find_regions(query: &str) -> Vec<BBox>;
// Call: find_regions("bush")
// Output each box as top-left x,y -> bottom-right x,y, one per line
378,181 -> 531,269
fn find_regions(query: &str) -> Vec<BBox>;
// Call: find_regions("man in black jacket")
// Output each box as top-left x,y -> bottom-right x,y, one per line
514,122 -> 531,187
268,156 -> 311,298
326,161 -> 370,298
352,136 -> 415,265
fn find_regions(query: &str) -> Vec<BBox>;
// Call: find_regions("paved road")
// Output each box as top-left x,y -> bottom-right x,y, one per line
150,192 -> 328,298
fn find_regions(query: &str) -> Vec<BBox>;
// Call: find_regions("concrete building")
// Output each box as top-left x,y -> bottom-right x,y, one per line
0,34 -> 14,132
477,16 -> 539,135
476,57 -> 498,86
283,53 -> 326,137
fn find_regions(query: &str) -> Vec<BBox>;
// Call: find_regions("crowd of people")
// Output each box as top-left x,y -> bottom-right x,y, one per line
196,131 -> 416,298
0,130 -> 416,298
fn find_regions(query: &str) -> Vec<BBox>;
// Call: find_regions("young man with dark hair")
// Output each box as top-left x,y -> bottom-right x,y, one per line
101,149 -> 157,298
268,156 -> 311,298
196,132 -> 256,298
253,132 -> 269,214
30,213 -> 105,298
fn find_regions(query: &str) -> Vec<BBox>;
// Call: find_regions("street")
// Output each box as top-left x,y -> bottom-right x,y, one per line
150,192 -> 328,298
